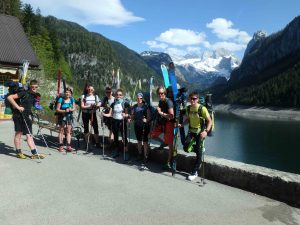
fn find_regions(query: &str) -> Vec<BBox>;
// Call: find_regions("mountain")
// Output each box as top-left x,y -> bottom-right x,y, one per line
140,51 -> 173,77
174,49 -> 240,89
42,16 -> 159,95
141,49 -> 240,90
243,30 -> 267,57
218,16 -> 300,107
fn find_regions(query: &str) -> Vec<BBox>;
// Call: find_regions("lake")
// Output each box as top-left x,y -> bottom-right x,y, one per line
131,112 -> 300,174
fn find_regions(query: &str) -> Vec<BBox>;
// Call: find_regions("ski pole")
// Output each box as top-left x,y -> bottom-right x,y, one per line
122,118 -> 125,161
101,113 -> 105,157
201,147 -> 206,185
31,113 -> 51,155
65,114 -> 68,154
21,113 -> 41,162
86,111 -> 93,153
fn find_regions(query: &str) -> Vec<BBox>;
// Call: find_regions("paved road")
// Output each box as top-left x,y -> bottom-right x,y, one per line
0,120 -> 300,225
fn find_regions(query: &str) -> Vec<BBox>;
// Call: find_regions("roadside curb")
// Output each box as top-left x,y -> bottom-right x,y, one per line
126,141 -> 300,208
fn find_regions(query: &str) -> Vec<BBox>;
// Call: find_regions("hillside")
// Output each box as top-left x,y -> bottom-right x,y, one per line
212,16 -> 300,107
43,16 -> 159,96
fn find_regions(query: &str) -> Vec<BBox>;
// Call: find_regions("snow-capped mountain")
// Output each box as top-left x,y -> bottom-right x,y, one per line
174,49 -> 240,88
141,49 -> 240,89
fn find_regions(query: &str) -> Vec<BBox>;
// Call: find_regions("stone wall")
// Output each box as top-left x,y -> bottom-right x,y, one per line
127,141 -> 300,208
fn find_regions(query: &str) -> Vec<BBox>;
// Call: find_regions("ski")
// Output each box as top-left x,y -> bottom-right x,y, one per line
168,62 -> 180,176
160,64 -> 170,88
20,61 -> 30,86
179,88 -> 187,146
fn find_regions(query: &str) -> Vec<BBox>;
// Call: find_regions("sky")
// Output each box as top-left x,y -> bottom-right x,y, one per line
24,0 -> 300,60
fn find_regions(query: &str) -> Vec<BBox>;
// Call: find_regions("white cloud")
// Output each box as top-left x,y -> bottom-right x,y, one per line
206,18 -> 251,43
156,28 -> 206,46
210,42 -> 246,52
186,46 -> 202,56
145,41 -> 168,49
23,0 -> 144,26
166,48 -> 187,57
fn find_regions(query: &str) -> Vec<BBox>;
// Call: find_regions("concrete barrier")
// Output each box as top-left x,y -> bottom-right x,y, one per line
126,141 -> 300,208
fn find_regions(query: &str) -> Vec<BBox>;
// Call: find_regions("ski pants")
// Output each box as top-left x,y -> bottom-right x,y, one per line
112,118 -> 128,148
184,132 -> 205,174
82,112 -> 99,134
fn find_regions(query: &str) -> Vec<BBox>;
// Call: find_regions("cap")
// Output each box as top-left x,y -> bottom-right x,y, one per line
137,93 -> 143,98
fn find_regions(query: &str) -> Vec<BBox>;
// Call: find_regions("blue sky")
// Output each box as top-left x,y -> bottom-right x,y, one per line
24,0 -> 300,59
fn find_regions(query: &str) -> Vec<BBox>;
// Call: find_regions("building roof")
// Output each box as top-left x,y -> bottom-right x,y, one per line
0,14 -> 39,68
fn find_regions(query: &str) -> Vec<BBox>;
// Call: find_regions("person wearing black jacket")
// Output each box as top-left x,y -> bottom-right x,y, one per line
7,80 -> 43,159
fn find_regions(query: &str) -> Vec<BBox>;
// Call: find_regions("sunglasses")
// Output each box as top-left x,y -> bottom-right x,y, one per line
190,97 -> 198,100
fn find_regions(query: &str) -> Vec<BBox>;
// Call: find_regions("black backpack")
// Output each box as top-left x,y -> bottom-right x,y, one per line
4,81 -> 26,112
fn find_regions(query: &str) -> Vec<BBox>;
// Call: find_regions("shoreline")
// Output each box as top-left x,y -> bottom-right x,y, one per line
214,104 -> 300,121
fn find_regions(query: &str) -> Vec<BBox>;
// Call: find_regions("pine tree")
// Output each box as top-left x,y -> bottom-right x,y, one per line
0,0 -> 22,17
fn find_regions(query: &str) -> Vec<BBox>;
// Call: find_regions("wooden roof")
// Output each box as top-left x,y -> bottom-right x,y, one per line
0,14 -> 39,68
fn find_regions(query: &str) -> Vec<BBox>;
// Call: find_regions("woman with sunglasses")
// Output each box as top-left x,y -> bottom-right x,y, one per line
131,93 -> 151,163
103,89 -> 130,161
7,80 -> 44,159
151,86 -> 174,170
81,85 -> 101,148
179,91 -> 212,181
56,87 -> 76,152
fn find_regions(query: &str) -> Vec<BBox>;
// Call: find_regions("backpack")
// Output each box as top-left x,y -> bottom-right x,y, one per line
187,102 -> 215,137
4,81 -> 42,114
50,95 -> 74,112
141,92 -> 156,122
102,96 -> 111,114
4,81 -> 26,114
49,94 -> 64,111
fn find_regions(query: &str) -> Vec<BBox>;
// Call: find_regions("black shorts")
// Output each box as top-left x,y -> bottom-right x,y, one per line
134,122 -> 150,142
13,113 -> 32,135
57,113 -> 73,126
103,117 -> 113,130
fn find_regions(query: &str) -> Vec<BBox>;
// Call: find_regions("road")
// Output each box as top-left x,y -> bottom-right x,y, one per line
0,120 -> 300,225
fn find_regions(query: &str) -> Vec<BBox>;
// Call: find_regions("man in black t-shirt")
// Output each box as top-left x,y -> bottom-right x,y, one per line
151,86 -> 174,170
7,80 -> 43,159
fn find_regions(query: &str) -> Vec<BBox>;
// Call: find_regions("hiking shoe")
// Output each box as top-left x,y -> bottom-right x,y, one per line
66,146 -> 73,152
17,153 -> 27,159
124,152 -> 129,161
112,150 -> 120,158
58,145 -> 64,152
31,154 -> 45,159
188,172 -> 198,181
162,162 -> 171,170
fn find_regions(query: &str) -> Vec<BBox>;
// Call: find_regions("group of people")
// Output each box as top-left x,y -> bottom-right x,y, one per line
8,78 -> 212,181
